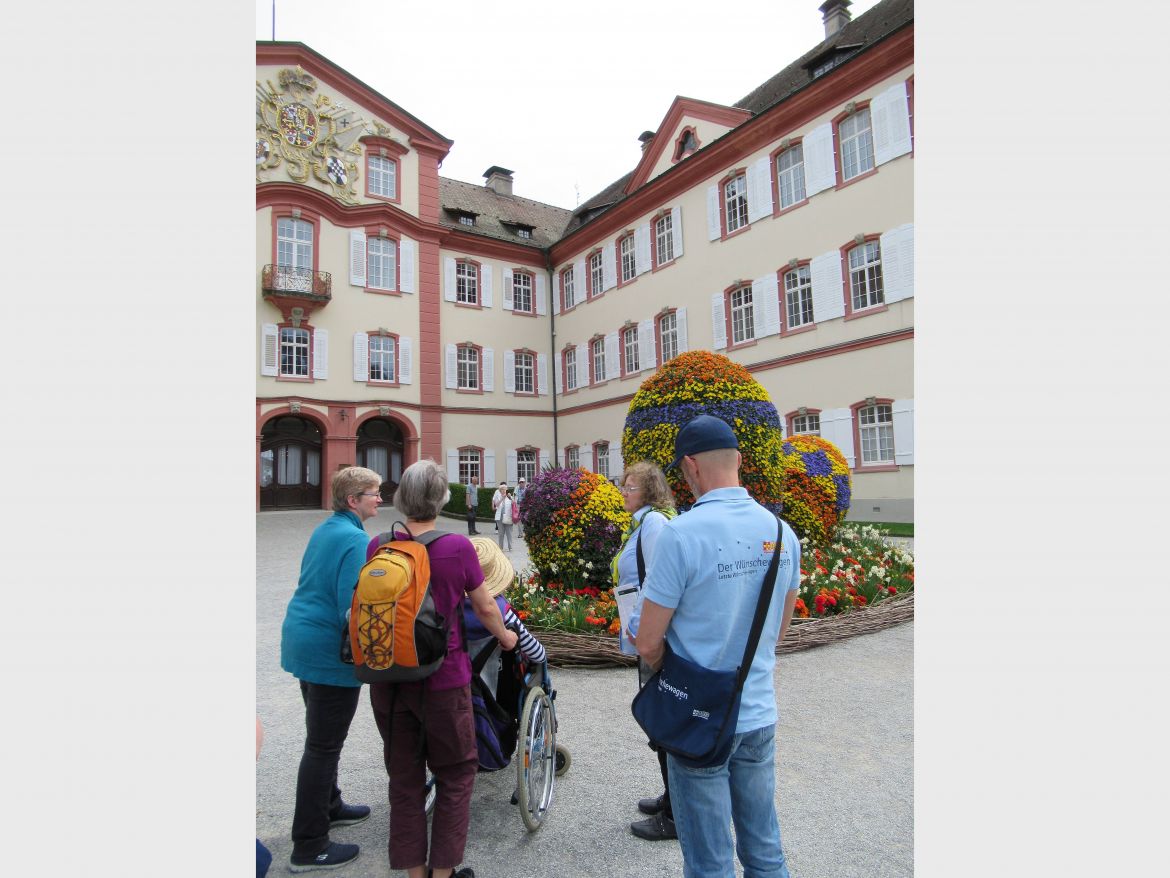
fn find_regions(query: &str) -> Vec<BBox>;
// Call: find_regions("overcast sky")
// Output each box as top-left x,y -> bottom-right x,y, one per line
256,0 -> 882,209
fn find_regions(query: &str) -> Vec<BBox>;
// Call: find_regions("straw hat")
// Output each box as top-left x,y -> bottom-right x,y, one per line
469,536 -> 516,597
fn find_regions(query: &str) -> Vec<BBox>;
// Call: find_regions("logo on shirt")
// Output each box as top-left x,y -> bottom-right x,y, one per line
763,540 -> 777,552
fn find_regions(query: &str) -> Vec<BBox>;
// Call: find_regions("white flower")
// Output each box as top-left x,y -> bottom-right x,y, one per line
577,558 -> 586,566
549,563 -> 558,573
585,561 -> 594,570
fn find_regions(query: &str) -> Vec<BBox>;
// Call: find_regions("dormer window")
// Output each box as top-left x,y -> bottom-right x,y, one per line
517,228 -> 531,239
458,215 -> 475,227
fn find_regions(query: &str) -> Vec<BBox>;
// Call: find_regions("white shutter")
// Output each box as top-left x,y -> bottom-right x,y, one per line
873,81 -> 913,166
446,449 -> 459,482
444,257 -> 456,302
612,444 -> 624,478
503,269 -> 515,310
506,450 -> 518,485
892,398 -> 914,466
881,223 -> 914,303
539,450 -> 550,471
399,236 -> 415,293
576,344 -> 588,385
755,274 -> 781,338
747,155 -> 773,223
706,185 -> 721,240
604,331 -> 620,380
484,449 -> 496,485
349,230 -> 367,287
353,331 -> 369,381
552,269 -> 561,315
481,262 -> 493,308
602,241 -> 617,291
312,328 -> 328,379
537,353 -> 548,395
822,408 -> 856,468
554,353 -> 562,394
803,122 -> 836,196
445,343 -> 457,389
811,251 -> 845,322
579,444 -> 592,472
398,336 -> 412,384
261,323 -> 279,376
670,205 -> 684,258
711,292 -> 727,350
483,347 -> 495,392
503,349 -> 515,393
536,274 -> 548,315
677,307 -> 689,353
638,319 -> 656,370
558,448 -> 567,468
634,223 -> 652,275
573,260 -> 585,301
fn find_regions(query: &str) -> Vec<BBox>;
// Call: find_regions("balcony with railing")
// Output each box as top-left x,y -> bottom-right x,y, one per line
261,264 -> 332,302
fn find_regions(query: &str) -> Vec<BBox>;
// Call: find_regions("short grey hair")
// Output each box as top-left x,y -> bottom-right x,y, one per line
394,460 -> 450,521
331,466 -> 381,512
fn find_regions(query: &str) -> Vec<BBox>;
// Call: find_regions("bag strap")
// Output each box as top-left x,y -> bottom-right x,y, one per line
733,516 -> 784,692
636,527 -> 646,587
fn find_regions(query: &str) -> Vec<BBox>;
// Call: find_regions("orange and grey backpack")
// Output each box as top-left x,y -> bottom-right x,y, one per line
347,526 -> 452,683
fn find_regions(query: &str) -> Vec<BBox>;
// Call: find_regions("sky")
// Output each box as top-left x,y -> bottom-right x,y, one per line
255,0 -> 883,209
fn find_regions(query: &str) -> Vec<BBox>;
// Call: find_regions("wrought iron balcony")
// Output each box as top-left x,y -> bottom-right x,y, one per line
261,264 -> 332,301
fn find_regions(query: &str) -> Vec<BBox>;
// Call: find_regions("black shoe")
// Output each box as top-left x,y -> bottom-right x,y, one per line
637,794 -> 666,815
631,812 -> 677,841
289,841 -> 360,872
329,801 -> 370,827
427,869 -> 474,878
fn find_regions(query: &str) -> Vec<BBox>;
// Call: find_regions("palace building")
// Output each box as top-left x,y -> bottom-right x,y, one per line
256,0 -> 914,520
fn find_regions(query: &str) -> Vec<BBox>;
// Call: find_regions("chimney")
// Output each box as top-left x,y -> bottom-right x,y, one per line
638,131 -> 656,153
483,165 -> 514,196
819,0 -> 852,39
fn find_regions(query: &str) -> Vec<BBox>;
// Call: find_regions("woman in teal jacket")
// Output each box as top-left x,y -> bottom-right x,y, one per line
280,466 -> 384,873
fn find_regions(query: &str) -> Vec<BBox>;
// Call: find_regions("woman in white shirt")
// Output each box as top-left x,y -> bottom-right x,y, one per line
492,483 -> 514,551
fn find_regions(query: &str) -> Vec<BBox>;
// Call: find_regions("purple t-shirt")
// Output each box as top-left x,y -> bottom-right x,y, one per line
366,531 -> 484,691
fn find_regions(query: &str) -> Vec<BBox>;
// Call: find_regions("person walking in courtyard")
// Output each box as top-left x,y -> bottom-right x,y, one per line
279,466 -> 382,873
491,481 -> 508,533
465,475 -> 480,535
614,461 -> 678,842
515,476 -> 528,539
494,485 -> 515,551
368,460 -> 518,878
633,415 -> 801,878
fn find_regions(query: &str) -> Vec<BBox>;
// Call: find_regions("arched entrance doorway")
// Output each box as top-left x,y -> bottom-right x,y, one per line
356,417 -> 404,504
259,415 -> 323,509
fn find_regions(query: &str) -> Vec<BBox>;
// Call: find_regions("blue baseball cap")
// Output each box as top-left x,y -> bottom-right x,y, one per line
670,415 -> 739,469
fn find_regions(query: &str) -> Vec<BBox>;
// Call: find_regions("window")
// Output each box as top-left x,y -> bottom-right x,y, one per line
595,442 -> 610,479
724,174 -> 748,233
279,327 -> 310,377
776,144 -> 807,209
276,217 -> 313,269
564,348 -> 578,391
784,265 -> 814,328
588,251 -> 604,298
791,413 -> 820,435
368,334 -> 396,383
840,107 -> 875,181
858,404 -> 894,464
622,326 -> 640,374
517,228 -> 531,239
517,450 -> 536,482
458,448 -> 481,484
591,337 -> 606,384
513,271 -> 533,313
620,234 -> 636,283
848,241 -> 884,311
367,237 -> 397,291
673,127 -> 700,161
514,351 -> 534,394
368,155 -> 397,199
456,261 -> 478,305
561,267 -> 576,310
658,311 -> 678,364
458,214 -> 475,226
566,446 -> 580,470
654,213 -> 674,266
730,286 -> 755,345
457,345 -> 479,390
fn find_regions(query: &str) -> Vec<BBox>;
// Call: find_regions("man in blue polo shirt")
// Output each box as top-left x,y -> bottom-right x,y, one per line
634,414 -> 801,878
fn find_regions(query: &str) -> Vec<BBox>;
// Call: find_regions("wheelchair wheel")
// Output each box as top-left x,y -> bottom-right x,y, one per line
554,744 -> 571,777
516,685 -> 556,832
424,772 -> 436,815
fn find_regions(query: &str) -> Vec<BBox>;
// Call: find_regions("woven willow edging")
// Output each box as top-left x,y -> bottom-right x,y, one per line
536,592 -> 914,669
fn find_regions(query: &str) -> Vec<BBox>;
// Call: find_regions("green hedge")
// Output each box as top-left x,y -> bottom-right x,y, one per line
443,482 -> 493,519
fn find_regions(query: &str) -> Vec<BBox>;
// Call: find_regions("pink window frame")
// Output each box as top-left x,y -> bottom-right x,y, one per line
850,398 -> 898,472
779,261 -> 816,337
769,138 -> 810,217
275,320 -> 315,383
586,249 -> 605,300
559,266 -> 578,313
832,100 -> 877,190
560,346 -> 579,394
455,259 -> 483,309
840,234 -> 889,320
724,282 -> 758,350
456,342 -> 485,394
655,308 -> 680,366
363,226 -> 401,296
616,232 -> 637,288
588,335 -> 606,386
718,169 -> 750,240
365,330 -> 401,387
511,269 -> 536,315
650,210 -> 676,272
783,407 -> 823,437
512,348 -> 537,396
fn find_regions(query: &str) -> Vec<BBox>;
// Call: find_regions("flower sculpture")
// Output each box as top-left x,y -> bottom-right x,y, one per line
620,350 -> 785,512
521,467 -> 631,589
779,433 -> 852,545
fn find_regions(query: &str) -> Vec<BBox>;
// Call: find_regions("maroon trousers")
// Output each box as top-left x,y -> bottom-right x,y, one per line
369,682 -> 478,871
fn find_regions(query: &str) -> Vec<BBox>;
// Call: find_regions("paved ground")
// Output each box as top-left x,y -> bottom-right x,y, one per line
258,510 -> 913,877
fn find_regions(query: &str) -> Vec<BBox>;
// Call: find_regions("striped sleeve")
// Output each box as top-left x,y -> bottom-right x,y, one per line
503,605 -> 546,663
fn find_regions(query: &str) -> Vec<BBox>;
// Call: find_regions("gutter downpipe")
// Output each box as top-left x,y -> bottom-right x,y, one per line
545,253 -> 558,461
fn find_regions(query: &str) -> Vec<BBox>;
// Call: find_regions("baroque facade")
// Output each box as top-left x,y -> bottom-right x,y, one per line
256,0 -> 915,521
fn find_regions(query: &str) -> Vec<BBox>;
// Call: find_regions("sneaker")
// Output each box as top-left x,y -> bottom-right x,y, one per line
426,869 -> 474,878
289,841 -> 360,872
637,794 -> 665,815
631,812 -> 677,841
329,802 -> 370,827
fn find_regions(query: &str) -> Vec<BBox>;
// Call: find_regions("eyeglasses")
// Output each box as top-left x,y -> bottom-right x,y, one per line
357,492 -> 383,499
620,485 -> 642,495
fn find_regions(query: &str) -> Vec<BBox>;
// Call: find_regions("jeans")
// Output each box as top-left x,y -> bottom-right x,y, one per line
466,508 -> 477,534
291,680 -> 362,858
667,724 -> 790,878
